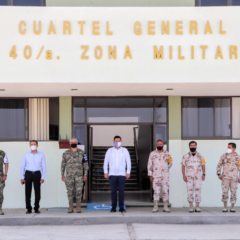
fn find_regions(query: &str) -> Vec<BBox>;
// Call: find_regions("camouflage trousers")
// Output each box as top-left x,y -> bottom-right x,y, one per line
186,175 -> 202,203
221,178 -> 238,204
65,175 -> 84,204
0,180 -> 5,209
153,176 -> 169,202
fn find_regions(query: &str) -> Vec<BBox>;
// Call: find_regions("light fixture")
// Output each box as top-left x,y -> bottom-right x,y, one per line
0,89 -> 6,91
166,88 -> 174,91
71,88 -> 78,91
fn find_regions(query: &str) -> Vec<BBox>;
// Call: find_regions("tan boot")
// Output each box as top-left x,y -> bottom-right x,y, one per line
230,203 -> 236,213
195,202 -> 201,213
222,201 -> 228,213
67,199 -> 74,213
152,201 -> 159,213
76,201 -> 82,213
163,202 -> 171,213
189,202 -> 194,213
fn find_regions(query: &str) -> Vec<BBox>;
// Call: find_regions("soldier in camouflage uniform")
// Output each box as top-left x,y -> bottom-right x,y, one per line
61,138 -> 89,213
148,139 -> 173,213
217,142 -> 240,213
182,141 -> 206,213
0,150 -> 9,215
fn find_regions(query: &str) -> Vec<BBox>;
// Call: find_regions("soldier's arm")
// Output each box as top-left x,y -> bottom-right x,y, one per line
181,156 -> 187,181
167,154 -> 173,168
61,153 -> 66,177
83,153 -> 89,176
216,155 -> 224,176
147,153 -> 153,177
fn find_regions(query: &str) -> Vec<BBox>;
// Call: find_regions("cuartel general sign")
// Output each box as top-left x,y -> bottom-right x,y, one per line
0,7 -> 239,83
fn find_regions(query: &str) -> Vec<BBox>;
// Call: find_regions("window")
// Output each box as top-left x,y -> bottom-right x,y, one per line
49,98 -> 59,140
196,0 -> 240,5
0,99 -> 28,140
182,97 -> 231,139
0,0 -> 45,5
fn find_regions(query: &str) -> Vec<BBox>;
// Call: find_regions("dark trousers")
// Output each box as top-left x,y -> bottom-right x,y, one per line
25,170 -> 41,211
109,176 -> 126,210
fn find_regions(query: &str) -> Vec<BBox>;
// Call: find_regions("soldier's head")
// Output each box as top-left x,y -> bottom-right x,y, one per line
156,139 -> 164,152
69,138 -> 78,150
29,140 -> 38,152
189,141 -> 197,153
113,135 -> 122,148
227,142 -> 236,154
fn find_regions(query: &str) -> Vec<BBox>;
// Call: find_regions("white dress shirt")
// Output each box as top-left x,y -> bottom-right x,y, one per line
103,147 -> 131,176
3,154 -> 9,164
20,151 -> 47,180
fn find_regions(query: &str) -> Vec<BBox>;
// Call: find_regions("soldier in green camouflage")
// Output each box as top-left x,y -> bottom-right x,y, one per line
61,138 -> 89,213
0,150 -> 9,215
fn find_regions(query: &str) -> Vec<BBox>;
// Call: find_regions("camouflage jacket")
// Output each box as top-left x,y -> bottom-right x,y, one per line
182,152 -> 206,177
147,149 -> 173,178
61,149 -> 89,177
217,152 -> 240,179
0,150 -> 5,176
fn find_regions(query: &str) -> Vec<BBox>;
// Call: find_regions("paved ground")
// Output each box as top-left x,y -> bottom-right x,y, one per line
1,224 -> 240,240
0,207 -> 240,226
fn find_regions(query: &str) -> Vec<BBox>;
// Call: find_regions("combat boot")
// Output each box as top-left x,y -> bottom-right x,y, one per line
195,202 -> 201,213
152,201 -> 159,213
222,202 -> 228,213
189,202 -> 194,213
68,199 -> 74,213
76,201 -> 82,213
0,209 -> 4,215
230,203 -> 236,213
163,202 -> 171,213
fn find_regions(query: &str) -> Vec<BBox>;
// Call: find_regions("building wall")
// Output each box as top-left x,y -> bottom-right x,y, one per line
46,0 -> 195,7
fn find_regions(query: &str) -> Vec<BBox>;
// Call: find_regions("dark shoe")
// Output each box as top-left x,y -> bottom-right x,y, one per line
26,210 -> 32,214
34,210 -> 40,214
110,209 -> 116,213
119,208 -> 126,213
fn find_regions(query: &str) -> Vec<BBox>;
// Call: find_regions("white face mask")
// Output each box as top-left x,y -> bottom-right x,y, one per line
114,142 -> 122,148
227,148 -> 232,154
30,145 -> 37,151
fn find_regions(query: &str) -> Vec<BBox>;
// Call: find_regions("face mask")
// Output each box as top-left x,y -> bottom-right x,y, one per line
157,146 -> 163,151
114,142 -> 122,148
70,143 -> 77,148
190,148 -> 197,153
227,148 -> 232,154
30,145 -> 37,151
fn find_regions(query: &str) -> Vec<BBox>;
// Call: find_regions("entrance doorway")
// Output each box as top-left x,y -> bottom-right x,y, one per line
72,97 -> 168,204
89,124 -> 153,203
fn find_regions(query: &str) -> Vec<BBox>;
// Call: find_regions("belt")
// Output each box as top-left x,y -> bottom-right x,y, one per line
25,170 -> 41,174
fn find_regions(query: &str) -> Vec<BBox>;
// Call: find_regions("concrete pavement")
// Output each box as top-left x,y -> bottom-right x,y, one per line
1,207 -> 240,226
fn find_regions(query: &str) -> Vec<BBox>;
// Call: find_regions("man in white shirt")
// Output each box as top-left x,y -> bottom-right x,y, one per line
103,135 -> 131,213
20,140 -> 46,214
0,149 -> 9,215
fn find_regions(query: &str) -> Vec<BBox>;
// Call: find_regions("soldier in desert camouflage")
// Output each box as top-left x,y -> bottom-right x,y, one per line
148,139 -> 173,213
61,138 -> 89,213
217,142 -> 240,213
0,149 -> 9,215
182,141 -> 206,213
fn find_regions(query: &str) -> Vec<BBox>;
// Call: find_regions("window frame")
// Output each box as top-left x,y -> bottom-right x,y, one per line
195,0 -> 235,6
181,96 -> 232,140
0,0 -> 46,6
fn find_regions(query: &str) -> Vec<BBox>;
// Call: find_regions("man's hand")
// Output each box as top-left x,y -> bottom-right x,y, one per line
149,176 -> 153,183
218,175 -> 223,180
104,173 -> 109,179
40,179 -> 44,184
183,175 -> 188,182
20,179 -> 25,185
61,176 -> 65,182
202,175 -> 206,181
83,176 -> 88,182
126,173 -> 130,180
2,175 -> 7,182
238,177 -> 240,183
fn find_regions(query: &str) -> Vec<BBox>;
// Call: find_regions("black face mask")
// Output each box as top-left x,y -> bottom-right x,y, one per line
71,143 -> 77,148
190,148 -> 197,153
157,146 -> 163,151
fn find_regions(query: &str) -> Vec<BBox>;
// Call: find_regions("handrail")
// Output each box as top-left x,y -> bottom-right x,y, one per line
133,126 -> 139,166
